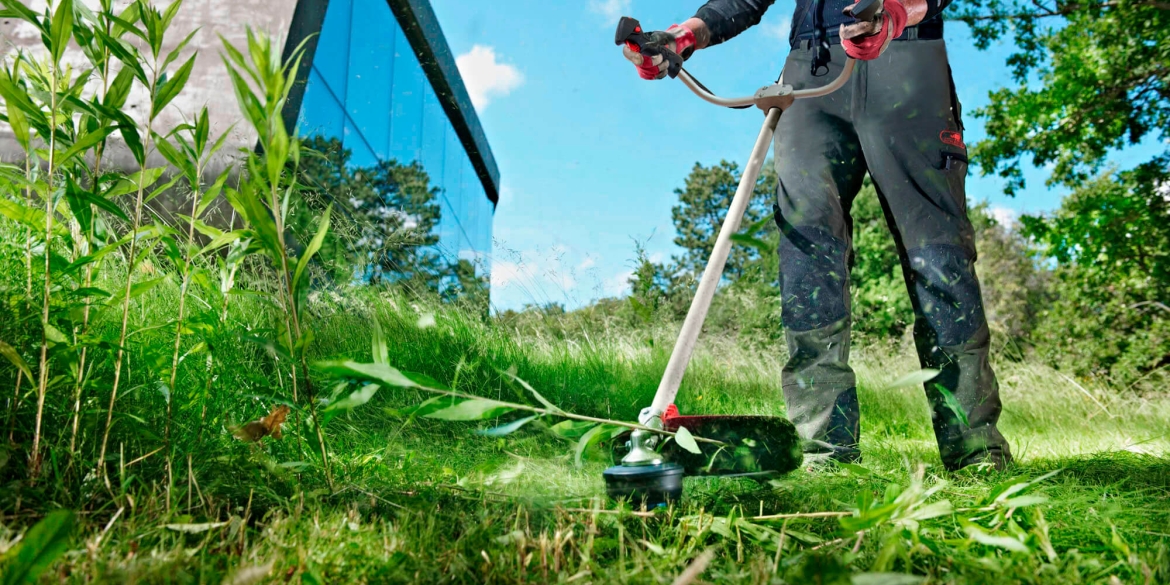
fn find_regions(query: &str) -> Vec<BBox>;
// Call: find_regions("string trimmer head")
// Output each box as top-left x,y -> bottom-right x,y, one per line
603,409 -> 803,506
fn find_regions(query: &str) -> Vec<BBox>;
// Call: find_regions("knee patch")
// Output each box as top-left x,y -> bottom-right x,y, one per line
907,244 -> 987,346
826,387 -> 860,448
779,225 -> 849,331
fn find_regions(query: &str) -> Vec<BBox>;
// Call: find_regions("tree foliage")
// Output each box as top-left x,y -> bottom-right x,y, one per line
670,160 -> 778,281
954,0 -> 1170,194
1021,165 -> 1170,386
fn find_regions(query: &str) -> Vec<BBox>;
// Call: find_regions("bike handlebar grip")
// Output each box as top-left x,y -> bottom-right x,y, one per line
614,16 -> 685,79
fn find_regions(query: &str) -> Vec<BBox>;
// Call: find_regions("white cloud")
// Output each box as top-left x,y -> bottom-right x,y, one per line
762,16 -> 791,41
990,206 -> 1019,227
604,270 -> 635,297
456,45 -> 524,110
589,0 -> 631,25
578,256 -> 597,271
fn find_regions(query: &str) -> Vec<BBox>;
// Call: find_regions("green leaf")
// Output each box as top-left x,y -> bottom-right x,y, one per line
730,233 -> 772,255
196,229 -> 245,257
0,340 -> 33,381
108,276 -> 165,307
0,0 -> 46,34
50,0 -> 75,65
880,369 -> 940,391
322,383 -> 379,417
672,425 -> 702,454
549,420 -> 594,440
195,167 -> 230,218
316,360 -> 423,390
397,395 -> 458,418
143,175 -> 181,204
1,509 -> 75,585
370,320 -> 388,365
57,125 -> 114,165
103,64 -> 136,109
933,384 -> 969,427
152,132 -> 195,181
161,27 -> 198,71
0,197 -> 47,231
291,204 -> 331,300
151,53 -> 195,120
425,399 -> 512,422
574,424 -> 605,468
4,71 -> 30,149
963,522 -> 1030,553
223,185 -> 279,259
476,415 -> 538,437
44,323 -> 68,346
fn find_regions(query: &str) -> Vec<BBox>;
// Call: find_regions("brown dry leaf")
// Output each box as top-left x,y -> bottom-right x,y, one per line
233,405 -> 291,442
262,405 -> 290,439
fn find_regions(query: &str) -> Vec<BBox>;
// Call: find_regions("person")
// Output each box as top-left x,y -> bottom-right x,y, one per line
621,0 -> 1012,471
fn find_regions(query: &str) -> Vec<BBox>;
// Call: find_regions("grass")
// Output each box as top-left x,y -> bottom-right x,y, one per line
2,243 -> 1167,583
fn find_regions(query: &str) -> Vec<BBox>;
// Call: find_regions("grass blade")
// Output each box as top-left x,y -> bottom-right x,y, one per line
477,415 -> 539,437
881,369 -> 940,391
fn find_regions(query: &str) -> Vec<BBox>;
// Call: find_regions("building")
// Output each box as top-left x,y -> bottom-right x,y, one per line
291,0 -> 497,277
0,0 -> 497,282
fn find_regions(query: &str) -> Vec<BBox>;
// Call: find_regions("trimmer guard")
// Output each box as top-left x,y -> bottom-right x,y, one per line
616,415 -> 803,477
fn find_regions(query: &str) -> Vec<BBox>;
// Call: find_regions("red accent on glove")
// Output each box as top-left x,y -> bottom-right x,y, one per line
662,404 -> 681,421
842,0 -> 908,60
625,24 -> 696,80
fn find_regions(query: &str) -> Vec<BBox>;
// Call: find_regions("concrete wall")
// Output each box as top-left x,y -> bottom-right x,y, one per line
0,0 -> 299,171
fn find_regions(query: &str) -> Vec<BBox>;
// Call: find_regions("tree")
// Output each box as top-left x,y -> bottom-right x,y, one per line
671,160 -> 778,282
1021,165 -> 1170,388
954,0 -> 1170,194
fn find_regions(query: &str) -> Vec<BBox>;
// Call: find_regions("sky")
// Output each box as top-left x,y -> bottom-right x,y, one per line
429,0 -> 1162,312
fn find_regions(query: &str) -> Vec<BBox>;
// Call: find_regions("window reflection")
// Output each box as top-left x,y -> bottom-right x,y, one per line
295,0 -> 493,304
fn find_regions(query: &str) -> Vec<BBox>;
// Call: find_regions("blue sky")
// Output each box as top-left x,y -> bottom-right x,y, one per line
430,0 -> 1160,312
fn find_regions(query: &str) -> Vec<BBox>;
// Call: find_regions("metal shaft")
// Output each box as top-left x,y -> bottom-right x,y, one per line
646,107 -> 782,420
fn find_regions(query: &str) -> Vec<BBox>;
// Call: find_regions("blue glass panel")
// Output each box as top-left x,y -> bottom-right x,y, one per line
345,116 -> 378,168
388,26 -> 426,166
419,84 -> 447,195
460,154 -> 478,253
345,0 -> 394,160
314,0 -> 352,97
297,68 -> 345,140
441,127 -> 468,255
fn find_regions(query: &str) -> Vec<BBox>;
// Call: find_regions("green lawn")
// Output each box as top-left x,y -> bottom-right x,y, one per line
3,283 -> 1166,584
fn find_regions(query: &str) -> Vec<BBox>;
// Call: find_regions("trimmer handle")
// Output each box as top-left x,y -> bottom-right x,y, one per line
845,0 -> 884,22
614,16 -> 685,79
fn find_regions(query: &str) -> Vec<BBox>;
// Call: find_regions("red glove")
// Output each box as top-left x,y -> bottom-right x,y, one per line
621,24 -> 697,80
840,0 -> 908,61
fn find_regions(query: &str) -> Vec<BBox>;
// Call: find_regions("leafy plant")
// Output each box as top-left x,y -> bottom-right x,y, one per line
0,510 -> 74,584
220,27 -> 333,483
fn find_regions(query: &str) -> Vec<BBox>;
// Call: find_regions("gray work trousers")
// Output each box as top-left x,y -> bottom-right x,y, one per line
772,38 -> 1011,470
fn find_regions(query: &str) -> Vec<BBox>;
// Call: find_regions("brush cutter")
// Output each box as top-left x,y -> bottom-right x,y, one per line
604,14 -> 867,506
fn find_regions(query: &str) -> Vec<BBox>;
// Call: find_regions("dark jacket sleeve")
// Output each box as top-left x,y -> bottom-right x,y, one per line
921,0 -> 954,23
693,0 -> 777,46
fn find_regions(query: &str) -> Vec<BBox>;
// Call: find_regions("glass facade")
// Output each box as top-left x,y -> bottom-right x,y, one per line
296,0 -> 494,277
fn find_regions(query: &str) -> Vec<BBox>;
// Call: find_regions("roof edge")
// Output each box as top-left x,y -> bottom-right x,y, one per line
386,0 -> 501,206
